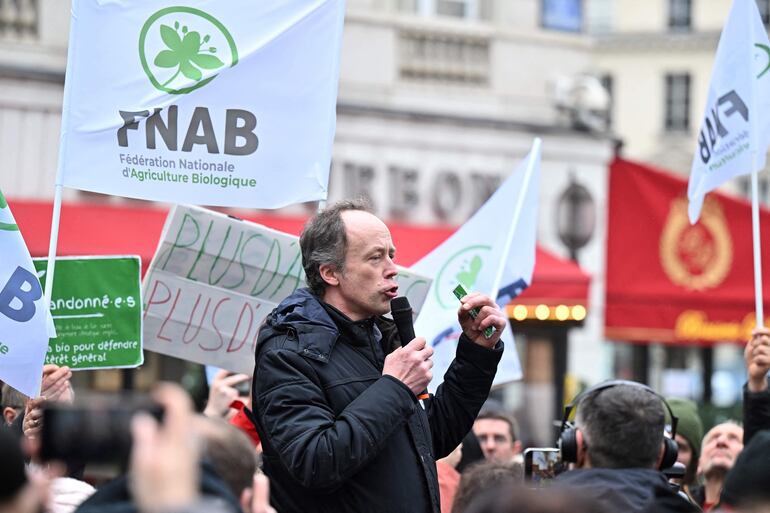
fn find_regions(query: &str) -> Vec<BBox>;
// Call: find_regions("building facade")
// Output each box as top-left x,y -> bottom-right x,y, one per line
591,0 -> 760,411
3,0 -> 691,443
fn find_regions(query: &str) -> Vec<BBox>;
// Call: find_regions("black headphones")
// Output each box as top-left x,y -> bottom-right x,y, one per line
557,379 -> 679,470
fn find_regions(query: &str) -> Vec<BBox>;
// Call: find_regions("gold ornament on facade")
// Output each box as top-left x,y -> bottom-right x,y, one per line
660,197 -> 732,291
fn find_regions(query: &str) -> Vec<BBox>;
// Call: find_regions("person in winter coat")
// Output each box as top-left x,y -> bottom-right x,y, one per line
554,382 -> 698,513
743,327 -> 770,444
251,199 -> 506,513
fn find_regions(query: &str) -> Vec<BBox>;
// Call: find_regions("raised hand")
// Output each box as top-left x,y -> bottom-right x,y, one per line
746,327 -> 770,392
203,369 -> 250,419
382,337 -> 434,396
457,292 -> 506,348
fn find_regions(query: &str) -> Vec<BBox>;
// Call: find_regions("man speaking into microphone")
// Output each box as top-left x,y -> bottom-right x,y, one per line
252,199 -> 505,513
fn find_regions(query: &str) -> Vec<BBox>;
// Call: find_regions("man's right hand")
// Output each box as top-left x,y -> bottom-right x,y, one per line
382,337 -> 434,396
746,327 -> 770,392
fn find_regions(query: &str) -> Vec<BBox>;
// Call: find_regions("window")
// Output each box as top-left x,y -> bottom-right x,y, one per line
399,30 -> 490,85
0,0 -> 38,37
541,0 -> 582,32
668,0 -> 691,30
665,73 -> 690,132
585,0 -> 612,34
417,0 -> 478,19
757,0 -> 770,25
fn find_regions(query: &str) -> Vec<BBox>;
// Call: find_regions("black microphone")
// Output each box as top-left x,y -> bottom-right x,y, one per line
390,297 -> 429,401
390,296 -> 416,347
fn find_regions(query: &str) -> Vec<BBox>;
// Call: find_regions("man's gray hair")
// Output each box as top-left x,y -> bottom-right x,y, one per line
576,384 -> 664,469
299,199 -> 371,297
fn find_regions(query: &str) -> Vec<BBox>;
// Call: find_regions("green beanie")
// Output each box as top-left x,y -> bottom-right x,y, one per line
666,397 -> 704,460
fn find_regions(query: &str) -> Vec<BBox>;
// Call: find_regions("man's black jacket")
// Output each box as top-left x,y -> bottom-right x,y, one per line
251,288 -> 503,513
555,468 -> 698,513
743,377 -> 770,444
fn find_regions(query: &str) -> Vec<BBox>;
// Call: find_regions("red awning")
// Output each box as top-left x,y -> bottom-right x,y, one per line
605,158 -> 770,344
9,199 -> 589,309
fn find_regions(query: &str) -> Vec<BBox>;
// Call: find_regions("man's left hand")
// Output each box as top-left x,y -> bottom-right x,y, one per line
457,292 -> 506,349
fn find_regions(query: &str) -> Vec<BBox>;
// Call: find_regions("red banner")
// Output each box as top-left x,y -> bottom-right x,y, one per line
605,158 -> 770,344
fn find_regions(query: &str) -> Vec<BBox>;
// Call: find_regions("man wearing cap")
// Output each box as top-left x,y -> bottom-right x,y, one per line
666,398 -> 703,491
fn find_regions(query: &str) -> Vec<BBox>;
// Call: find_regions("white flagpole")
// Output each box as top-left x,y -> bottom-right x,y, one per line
44,0 -> 79,308
750,0 -> 764,328
751,155 -> 764,327
44,185 -> 63,305
489,138 -> 541,296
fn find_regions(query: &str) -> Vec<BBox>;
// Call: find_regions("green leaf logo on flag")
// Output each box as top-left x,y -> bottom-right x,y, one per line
0,189 -> 19,232
756,43 -> 770,79
139,7 -> 238,95
434,245 -> 490,309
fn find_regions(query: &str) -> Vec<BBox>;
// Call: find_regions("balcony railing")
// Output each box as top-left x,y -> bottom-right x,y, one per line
0,0 -> 38,39
399,29 -> 489,85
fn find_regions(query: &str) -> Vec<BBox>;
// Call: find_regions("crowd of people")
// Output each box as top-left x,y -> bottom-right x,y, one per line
2,200 -> 770,513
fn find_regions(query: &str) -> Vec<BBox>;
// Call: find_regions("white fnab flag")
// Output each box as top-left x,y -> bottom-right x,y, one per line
59,0 -> 345,209
0,191 -> 56,397
412,139 -> 541,392
688,0 -> 770,223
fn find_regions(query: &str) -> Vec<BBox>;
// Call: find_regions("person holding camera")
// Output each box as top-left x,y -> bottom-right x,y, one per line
554,381 -> 697,513
251,200 -> 506,513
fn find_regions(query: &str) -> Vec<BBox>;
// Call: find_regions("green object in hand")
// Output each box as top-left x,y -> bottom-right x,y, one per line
452,284 -> 495,339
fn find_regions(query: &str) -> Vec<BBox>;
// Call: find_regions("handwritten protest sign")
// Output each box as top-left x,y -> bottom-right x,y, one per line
142,206 -> 432,374
34,256 -> 143,370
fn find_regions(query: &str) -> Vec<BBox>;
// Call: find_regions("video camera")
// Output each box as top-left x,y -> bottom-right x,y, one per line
40,394 -> 163,466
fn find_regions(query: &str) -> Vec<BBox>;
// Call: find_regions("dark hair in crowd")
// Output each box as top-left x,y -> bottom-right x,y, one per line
452,460 -> 522,513
576,384 -> 665,469
457,431 -> 485,474
196,416 -> 258,500
476,408 -> 519,442
1,384 -> 26,410
461,484 -> 606,513
299,199 -> 371,297
0,427 -> 27,504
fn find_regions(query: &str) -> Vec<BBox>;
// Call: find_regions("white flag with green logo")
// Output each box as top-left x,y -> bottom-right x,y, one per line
412,140 -> 541,391
0,190 -> 56,397
58,0 -> 344,209
688,0 -> 770,223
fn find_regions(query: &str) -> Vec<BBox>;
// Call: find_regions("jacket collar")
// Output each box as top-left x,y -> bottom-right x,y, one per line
321,301 -> 382,350
264,288 -> 384,363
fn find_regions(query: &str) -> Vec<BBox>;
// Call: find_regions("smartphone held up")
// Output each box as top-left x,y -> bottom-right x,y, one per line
523,448 -> 565,488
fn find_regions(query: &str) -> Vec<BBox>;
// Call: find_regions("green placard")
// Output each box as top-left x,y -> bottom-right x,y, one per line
34,256 -> 143,370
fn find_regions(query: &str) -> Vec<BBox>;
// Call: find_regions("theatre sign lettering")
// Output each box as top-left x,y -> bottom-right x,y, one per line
335,160 -> 505,224
674,311 -> 761,343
